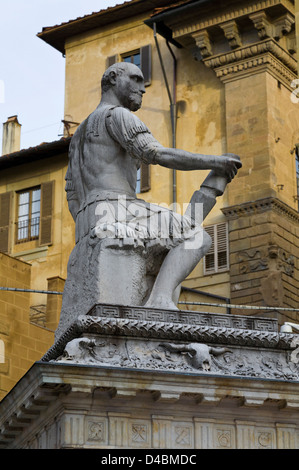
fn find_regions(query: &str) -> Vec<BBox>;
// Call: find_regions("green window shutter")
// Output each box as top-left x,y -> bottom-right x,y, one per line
39,181 -> 54,246
140,45 -> 151,87
106,55 -> 118,68
140,163 -> 151,193
0,192 -> 12,253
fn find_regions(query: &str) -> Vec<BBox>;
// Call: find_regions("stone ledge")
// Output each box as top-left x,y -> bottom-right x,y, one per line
41,304 -> 291,364
87,303 -> 278,330
222,196 -> 299,222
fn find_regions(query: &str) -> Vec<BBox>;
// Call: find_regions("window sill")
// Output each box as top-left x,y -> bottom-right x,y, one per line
203,268 -> 230,276
12,245 -> 48,261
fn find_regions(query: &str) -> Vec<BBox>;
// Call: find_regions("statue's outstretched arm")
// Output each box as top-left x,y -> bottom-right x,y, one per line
153,146 -> 242,182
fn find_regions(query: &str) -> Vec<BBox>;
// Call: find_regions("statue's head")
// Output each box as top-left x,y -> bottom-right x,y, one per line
101,62 -> 145,111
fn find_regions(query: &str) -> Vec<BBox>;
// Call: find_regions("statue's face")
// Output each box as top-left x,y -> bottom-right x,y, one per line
114,64 -> 145,111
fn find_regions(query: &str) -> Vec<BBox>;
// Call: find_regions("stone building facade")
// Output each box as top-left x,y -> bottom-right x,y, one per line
0,0 -> 298,402
1,0 -> 299,450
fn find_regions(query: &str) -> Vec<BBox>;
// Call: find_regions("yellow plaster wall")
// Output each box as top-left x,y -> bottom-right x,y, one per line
0,153 -> 74,308
0,252 -> 54,400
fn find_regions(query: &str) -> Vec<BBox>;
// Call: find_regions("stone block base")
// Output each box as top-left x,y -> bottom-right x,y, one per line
1,305 -> 299,449
1,362 -> 299,449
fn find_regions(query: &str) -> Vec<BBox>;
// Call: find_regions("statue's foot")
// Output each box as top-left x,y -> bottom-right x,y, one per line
144,296 -> 179,311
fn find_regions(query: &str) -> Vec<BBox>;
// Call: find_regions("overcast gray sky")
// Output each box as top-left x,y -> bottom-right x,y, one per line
0,0 -> 121,152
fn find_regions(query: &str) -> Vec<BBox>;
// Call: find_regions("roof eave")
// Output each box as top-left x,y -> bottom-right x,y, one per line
37,0 -> 157,54
0,138 -> 71,170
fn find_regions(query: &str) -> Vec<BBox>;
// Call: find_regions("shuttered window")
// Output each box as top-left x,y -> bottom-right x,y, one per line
140,45 -> 151,87
106,54 -> 118,68
107,45 -> 152,87
16,187 -> 41,243
203,222 -> 229,275
0,182 -> 54,252
39,181 -> 54,246
0,191 -> 12,253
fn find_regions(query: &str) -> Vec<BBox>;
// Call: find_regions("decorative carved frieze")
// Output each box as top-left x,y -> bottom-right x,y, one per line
41,310 -> 297,365
51,333 -> 299,382
238,244 -> 295,277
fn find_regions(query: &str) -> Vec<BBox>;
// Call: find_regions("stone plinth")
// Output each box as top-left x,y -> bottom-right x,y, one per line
1,362 -> 299,449
1,305 -> 299,449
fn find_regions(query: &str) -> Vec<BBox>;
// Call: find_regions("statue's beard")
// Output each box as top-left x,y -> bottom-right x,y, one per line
128,92 -> 142,111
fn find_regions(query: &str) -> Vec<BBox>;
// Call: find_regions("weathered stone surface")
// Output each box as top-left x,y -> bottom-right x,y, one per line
57,61 -> 241,340
40,305 -> 299,384
1,361 -> 299,449
2,304 -> 299,449
222,197 -> 299,318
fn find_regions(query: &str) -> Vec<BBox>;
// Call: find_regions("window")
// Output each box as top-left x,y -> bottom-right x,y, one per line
107,44 -> 152,86
0,181 -> 54,253
16,187 -> 41,243
123,50 -> 141,68
203,222 -> 229,275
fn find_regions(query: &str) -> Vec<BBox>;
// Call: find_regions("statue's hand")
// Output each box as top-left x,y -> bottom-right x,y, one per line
214,153 -> 242,182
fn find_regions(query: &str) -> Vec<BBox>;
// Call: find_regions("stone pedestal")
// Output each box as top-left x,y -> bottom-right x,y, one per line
1,305 -> 299,449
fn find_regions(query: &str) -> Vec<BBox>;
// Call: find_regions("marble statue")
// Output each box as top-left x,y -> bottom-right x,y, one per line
56,62 -> 241,340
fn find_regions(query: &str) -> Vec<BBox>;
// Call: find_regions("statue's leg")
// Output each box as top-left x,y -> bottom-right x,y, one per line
144,171 -> 229,310
144,229 -> 212,310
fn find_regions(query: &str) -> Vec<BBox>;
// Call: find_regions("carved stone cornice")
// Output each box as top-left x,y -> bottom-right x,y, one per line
171,0 -> 294,41
192,30 -> 213,58
41,309 -> 297,363
249,11 -> 295,40
249,11 -> 273,39
273,12 -> 295,39
221,197 -> 299,223
219,20 -> 242,49
167,0 -> 296,86
202,39 -> 297,86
